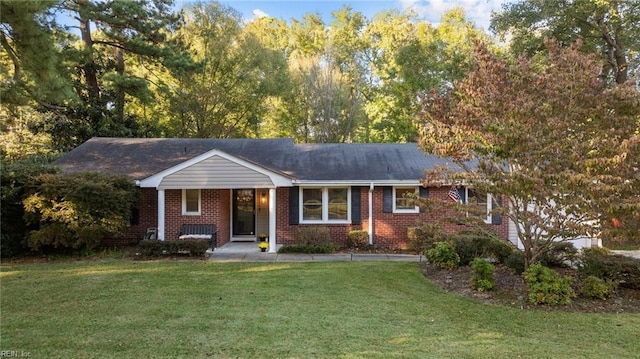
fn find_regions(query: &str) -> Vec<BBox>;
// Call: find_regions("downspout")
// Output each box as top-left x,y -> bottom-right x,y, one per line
368,182 -> 374,245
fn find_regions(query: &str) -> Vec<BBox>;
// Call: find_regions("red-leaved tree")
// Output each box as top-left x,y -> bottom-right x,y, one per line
418,40 -> 639,269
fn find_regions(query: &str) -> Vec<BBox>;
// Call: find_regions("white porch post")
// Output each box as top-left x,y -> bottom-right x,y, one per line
368,183 -> 374,245
268,188 -> 277,253
157,189 -> 165,241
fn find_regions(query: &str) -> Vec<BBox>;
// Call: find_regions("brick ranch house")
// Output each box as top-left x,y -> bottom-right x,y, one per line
55,137 -> 510,252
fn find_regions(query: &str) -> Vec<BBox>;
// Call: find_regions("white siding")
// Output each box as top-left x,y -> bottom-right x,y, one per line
159,156 -> 274,189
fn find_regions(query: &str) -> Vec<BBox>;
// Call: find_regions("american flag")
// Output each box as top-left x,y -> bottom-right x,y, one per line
448,187 -> 460,202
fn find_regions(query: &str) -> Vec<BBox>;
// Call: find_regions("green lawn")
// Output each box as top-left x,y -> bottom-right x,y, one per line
1,260 -> 638,358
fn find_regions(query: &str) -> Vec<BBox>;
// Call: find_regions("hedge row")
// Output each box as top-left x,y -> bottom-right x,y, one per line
138,239 -> 209,257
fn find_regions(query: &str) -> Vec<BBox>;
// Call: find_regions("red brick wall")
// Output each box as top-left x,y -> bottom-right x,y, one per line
274,188 -> 363,247
113,185 -> 509,249
370,187 -> 509,248
106,188 -> 158,246
164,189 -> 231,244
278,186 -> 508,249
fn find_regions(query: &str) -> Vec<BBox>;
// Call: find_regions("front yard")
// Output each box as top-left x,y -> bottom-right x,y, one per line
1,259 -> 639,358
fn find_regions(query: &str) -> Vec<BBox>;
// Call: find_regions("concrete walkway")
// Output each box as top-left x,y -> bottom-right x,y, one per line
208,242 -> 424,262
612,250 -> 640,260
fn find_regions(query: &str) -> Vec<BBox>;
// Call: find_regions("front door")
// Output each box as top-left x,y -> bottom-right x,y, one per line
232,189 -> 255,237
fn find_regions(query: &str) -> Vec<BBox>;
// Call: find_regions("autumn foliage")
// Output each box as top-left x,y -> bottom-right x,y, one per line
418,40 -> 640,268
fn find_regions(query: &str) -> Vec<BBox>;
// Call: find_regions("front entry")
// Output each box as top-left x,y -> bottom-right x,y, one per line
232,189 -> 255,238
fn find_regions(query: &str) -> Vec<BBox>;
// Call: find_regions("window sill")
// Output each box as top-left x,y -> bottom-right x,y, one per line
182,212 -> 201,216
300,220 -> 351,225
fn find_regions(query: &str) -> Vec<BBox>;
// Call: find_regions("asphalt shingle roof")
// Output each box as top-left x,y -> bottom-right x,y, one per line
54,137 -> 462,182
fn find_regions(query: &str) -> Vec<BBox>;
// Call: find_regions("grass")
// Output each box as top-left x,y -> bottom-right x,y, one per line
1,259 -> 639,358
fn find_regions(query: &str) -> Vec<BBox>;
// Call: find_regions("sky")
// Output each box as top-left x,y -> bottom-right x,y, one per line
198,0 -> 511,33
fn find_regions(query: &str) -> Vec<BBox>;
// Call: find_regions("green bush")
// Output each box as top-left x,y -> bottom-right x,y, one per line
450,229 -> 513,266
524,263 -> 576,305
581,276 -> 617,300
23,171 -> 138,252
470,258 -> 495,292
1,154 -> 57,258
426,241 -> 460,270
277,244 -> 338,254
450,235 -> 486,266
347,230 -> 369,248
138,239 -> 209,257
487,239 -> 515,264
505,251 -> 526,275
296,226 -> 331,246
539,241 -> 579,267
407,223 -> 449,254
578,248 -> 640,290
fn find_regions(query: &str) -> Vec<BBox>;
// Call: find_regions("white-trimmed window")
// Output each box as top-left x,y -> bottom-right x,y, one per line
393,187 -> 419,213
182,189 -> 201,215
464,188 -> 491,223
300,187 -> 350,223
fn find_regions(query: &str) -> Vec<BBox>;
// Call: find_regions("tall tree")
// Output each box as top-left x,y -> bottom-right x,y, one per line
418,40 -> 639,269
0,0 -> 75,110
491,0 -> 640,84
40,0 -> 188,150
362,9 -> 420,142
164,2 -> 288,138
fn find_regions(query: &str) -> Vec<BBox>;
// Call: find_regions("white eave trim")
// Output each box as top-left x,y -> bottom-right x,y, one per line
292,179 -> 424,186
138,149 -> 293,188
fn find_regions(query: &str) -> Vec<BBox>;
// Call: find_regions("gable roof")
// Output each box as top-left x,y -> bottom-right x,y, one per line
54,137 -> 464,183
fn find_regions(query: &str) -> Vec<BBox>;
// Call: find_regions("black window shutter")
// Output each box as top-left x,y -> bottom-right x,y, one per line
383,186 -> 393,213
491,195 -> 502,225
419,187 -> 429,213
289,187 -> 299,225
351,186 -> 361,224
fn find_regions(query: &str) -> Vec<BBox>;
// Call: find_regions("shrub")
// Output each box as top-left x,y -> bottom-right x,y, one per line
524,263 -> 576,305
347,230 -> 369,248
426,241 -> 460,270
296,226 -> 331,246
538,241 -> 579,267
23,172 -> 138,252
487,239 -> 514,264
407,223 -> 449,254
470,258 -> 495,291
138,239 -> 209,257
277,244 -> 338,254
450,229 -> 513,265
504,251 -> 526,275
578,248 -> 640,290
581,276 -> 617,300
450,234 -> 486,266
1,154 -> 57,258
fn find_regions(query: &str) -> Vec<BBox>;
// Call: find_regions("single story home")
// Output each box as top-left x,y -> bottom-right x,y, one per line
54,137 -> 508,252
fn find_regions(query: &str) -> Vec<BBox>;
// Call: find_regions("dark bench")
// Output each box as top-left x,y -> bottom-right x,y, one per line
179,224 -> 217,249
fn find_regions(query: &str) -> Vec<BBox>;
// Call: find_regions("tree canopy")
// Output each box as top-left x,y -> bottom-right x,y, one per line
491,0 -> 640,84
418,40 -> 640,267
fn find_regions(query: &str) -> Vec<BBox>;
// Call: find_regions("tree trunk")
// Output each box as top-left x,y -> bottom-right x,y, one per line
79,16 -> 99,102
115,48 -> 125,123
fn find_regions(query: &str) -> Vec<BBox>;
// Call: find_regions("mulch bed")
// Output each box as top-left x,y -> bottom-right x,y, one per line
420,262 -> 640,313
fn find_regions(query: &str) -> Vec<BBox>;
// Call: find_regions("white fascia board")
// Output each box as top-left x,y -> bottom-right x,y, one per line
138,149 -> 292,188
292,180 -> 423,186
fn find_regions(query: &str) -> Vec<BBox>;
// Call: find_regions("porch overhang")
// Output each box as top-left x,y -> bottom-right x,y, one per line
137,149 -> 293,189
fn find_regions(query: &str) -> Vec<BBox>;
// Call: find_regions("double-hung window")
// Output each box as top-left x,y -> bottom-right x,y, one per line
182,189 -> 201,215
464,188 -> 491,223
301,187 -> 350,223
393,187 -> 419,213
